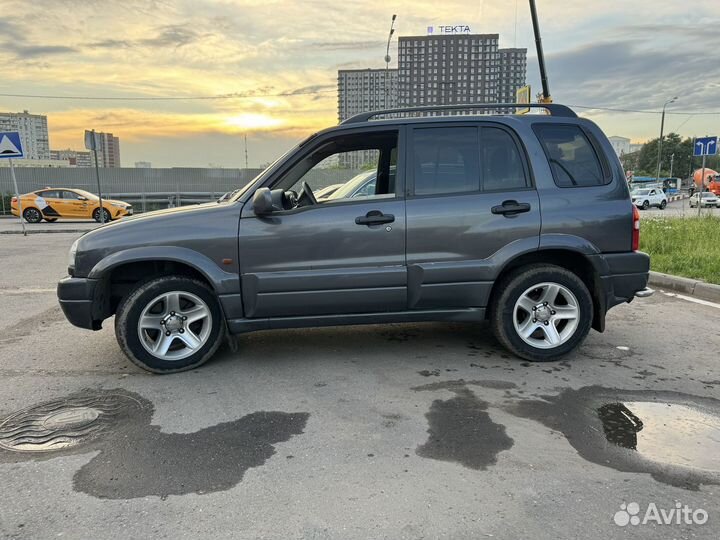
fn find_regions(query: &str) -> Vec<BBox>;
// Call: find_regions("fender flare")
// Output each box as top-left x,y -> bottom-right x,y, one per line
88,246 -> 239,295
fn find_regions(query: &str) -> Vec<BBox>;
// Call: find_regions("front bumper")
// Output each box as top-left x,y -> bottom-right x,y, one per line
57,276 -> 102,330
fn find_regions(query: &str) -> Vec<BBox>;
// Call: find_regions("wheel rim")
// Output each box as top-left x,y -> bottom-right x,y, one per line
26,209 -> 40,222
137,291 -> 213,361
512,282 -> 580,350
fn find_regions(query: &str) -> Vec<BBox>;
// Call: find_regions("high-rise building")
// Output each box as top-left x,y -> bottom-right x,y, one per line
94,132 -> 121,168
337,69 -> 398,168
396,34 -> 526,110
497,48 -> 528,106
337,68 -> 398,123
0,110 -> 50,159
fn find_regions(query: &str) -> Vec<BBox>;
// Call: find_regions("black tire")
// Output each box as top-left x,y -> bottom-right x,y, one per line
660,200 -> 667,209
642,200 -> 650,210
115,276 -> 225,373
93,208 -> 112,223
490,264 -> 593,362
23,207 -> 43,223
44,217 -> 58,223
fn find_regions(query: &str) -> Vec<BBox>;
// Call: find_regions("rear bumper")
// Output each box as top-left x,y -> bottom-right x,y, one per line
57,276 -> 102,330
590,251 -> 650,332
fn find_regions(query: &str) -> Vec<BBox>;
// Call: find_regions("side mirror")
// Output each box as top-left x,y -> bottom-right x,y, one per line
252,187 -> 274,215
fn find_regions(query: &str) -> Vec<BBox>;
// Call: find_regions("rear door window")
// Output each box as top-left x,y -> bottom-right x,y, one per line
533,124 -> 609,187
412,127 -> 480,195
481,127 -> 529,191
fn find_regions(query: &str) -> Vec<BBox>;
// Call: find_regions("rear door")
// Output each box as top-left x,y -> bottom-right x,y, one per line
35,190 -> 63,218
405,123 -> 540,310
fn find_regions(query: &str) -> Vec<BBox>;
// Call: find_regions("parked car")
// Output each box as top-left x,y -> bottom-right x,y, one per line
631,187 -> 667,210
689,192 -> 719,208
11,188 -> 132,223
314,183 -> 345,200
58,103 -> 652,373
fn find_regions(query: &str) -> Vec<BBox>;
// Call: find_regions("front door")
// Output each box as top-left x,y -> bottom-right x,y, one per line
405,123 -> 541,309
59,190 -> 89,218
238,128 -> 406,318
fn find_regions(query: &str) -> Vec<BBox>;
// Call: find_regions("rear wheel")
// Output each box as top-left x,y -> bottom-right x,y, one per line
115,276 -> 225,373
23,207 -> 42,223
93,208 -> 111,222
660,200 -> 667,209
490,265 -> 593,362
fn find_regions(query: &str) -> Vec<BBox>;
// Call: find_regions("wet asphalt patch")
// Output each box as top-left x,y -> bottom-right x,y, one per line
0,389 -> 309,499
413,381 -> 514,469
507,386 -> 720,490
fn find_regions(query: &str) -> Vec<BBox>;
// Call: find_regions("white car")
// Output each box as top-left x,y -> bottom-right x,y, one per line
689,192 -> 719,208
631,188 -> 667,210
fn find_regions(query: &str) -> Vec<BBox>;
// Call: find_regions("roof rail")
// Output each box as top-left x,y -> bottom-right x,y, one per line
341,103 -> 577,124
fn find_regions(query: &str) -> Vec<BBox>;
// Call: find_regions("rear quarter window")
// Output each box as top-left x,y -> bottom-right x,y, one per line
533,124 -> 611,188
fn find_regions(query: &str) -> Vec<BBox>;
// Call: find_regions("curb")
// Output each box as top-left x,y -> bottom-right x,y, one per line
649,271 -> 720,304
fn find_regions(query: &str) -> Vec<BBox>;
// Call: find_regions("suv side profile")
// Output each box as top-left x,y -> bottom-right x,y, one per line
57,104 -> 652,373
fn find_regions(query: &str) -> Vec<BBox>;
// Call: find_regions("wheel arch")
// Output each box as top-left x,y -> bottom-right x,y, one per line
487,246 -> 606,332
87,247 -> 238,320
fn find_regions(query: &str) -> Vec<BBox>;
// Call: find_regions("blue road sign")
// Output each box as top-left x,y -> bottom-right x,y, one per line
694,136 -> 717,157
0,132 -> 23,159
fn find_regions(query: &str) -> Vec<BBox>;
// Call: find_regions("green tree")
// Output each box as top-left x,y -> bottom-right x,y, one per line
629,133 -> 720,179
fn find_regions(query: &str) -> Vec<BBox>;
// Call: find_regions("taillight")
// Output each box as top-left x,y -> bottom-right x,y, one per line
632,204 -> 640,251
11,196 -> 17,203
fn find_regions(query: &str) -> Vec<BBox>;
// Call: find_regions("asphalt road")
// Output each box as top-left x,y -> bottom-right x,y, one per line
641,197 -> 719,218
1,233 -> 719,540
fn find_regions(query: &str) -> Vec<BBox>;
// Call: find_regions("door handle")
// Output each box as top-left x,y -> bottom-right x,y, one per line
491,200 -> 531,216
355,210 -> 395,226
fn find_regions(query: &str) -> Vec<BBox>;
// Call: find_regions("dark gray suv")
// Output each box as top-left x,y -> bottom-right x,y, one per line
57,104 -> 652,373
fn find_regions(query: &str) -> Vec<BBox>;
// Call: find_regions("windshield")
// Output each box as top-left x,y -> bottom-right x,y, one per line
72,189 -> 99,201
634,189 -> 650,196
701,193 -> 716,198
327,170 -> 377,200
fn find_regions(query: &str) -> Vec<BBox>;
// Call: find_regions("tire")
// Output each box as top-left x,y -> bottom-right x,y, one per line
23,207 -> 42,223
93,208 -> 112,223
660,200 -> 667,209
115,276 -> 225,373
44,217 -> 58,223
490,264 -> 593,362
642,200 -> 650,210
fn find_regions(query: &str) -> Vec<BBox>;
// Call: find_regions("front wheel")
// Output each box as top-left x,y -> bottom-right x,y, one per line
642,200 -> 650,210
490,265 -> 593,362
93,208 -> 112,223
115,276 -> 225,373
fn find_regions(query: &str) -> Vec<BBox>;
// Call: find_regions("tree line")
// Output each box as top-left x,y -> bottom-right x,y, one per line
620,133 -> 720,178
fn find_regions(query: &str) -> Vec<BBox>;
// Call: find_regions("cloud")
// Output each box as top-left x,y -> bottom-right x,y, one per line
310,40 -> 385,51
86,24 -> 202,50
0,18 -> 78,59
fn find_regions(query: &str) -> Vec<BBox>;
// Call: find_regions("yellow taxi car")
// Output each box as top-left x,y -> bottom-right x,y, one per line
11,188 -> 132,223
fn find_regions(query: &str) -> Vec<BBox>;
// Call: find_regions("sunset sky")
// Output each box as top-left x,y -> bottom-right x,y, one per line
2,0 -> 719,167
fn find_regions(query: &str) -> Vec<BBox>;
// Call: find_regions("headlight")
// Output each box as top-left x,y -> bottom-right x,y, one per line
110,202 -> 126,208
68,238 -> 79,272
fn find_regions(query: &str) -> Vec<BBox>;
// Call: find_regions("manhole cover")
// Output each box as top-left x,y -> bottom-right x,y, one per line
0,392 -> 142,453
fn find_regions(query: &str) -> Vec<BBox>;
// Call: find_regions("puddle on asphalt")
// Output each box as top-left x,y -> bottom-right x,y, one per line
413,381 -> 513,469
0,389 -> 309,499
598,401 -> 720,473
508,386 -> 720,490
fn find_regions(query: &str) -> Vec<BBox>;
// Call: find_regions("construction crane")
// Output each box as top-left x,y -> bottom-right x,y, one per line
529,0 -> 552,103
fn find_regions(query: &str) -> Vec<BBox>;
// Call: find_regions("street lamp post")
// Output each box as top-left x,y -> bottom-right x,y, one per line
385,14 -> 396,109
655,96 -> 677,183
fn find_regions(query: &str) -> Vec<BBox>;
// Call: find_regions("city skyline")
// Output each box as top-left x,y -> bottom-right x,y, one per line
1,0 -> 718,167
